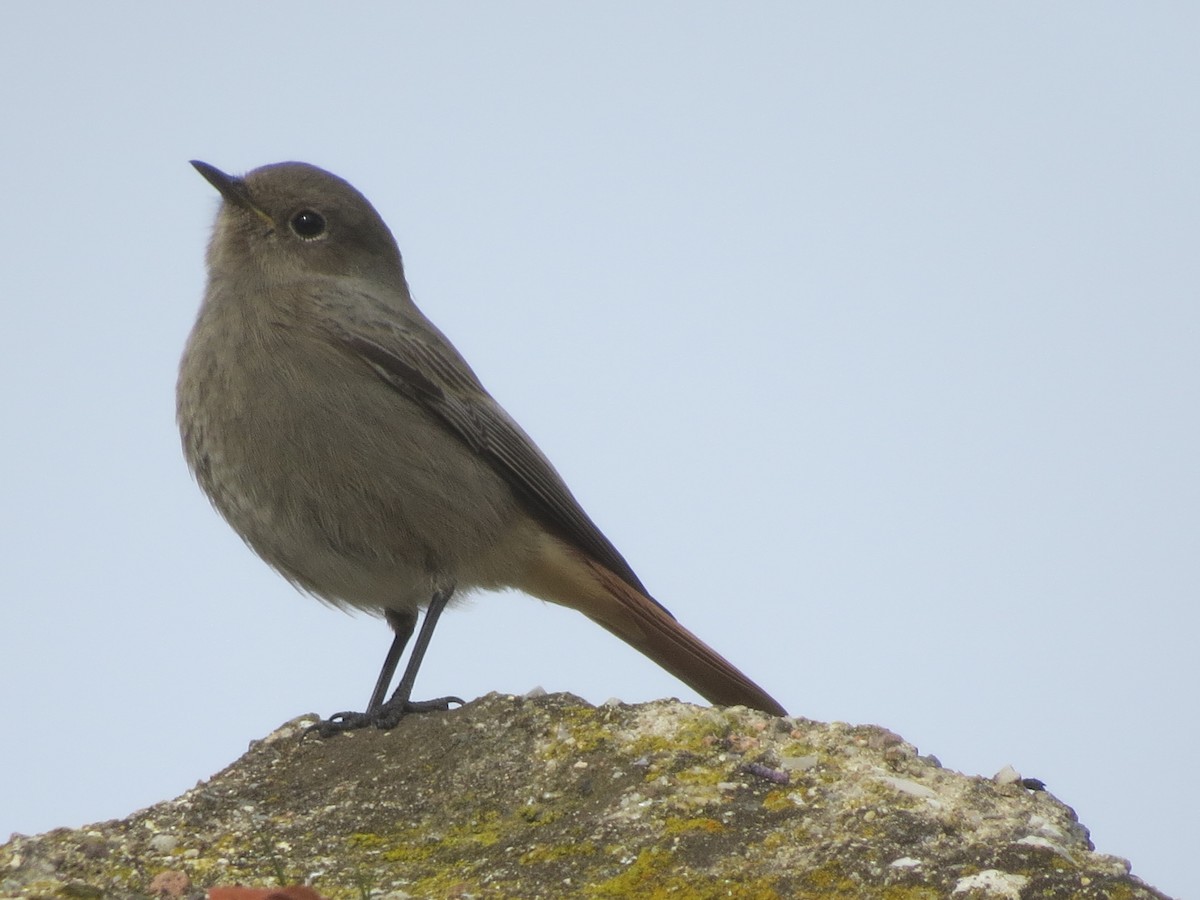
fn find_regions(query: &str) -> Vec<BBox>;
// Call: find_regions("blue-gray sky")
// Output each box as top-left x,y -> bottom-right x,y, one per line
0,5 -> 1195,897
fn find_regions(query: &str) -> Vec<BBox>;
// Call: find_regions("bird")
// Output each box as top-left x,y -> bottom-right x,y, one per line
178,161 -> 787,733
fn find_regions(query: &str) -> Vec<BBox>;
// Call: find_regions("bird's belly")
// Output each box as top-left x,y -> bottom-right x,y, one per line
186,363 -> 522,611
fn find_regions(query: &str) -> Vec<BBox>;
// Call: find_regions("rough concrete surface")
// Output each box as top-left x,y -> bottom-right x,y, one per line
0,693 -> 1173,899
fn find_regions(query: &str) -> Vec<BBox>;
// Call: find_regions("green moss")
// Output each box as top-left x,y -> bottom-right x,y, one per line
519,802 -> 560,826
379,842 -> 434,863
760,830 -> 807,852
520,841 -> 599,866
787,869 -> 942,899
626,711 -> 734,761
799,861 -> 860,895
762,788 -> 798,812
662,816 -> 725,835
586,848 -> 672,898
540,705 -> 616,758
58,883 -> 104,898
674,765 -> 727,788
791,861 -> 945,899
586,847 -> 780,899
450,810 -> 505,847
345,832 -> 388,849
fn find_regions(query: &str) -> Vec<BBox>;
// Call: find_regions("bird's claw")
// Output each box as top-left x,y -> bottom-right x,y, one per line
304,695 -> 464,738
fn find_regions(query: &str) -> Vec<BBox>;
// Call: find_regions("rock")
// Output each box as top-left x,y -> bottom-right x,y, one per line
147,870 -> 189,898
0,693 -> 1173,898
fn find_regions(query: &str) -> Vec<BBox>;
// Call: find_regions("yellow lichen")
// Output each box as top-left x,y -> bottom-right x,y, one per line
662,816 -> 725,835
586,847 -> 781,899
519,841 -> 599,866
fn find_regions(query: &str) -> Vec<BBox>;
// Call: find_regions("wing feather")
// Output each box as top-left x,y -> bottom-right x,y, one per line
332,324 -> 657,603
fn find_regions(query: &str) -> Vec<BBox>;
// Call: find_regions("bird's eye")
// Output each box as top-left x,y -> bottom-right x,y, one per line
290,209 -> 327,240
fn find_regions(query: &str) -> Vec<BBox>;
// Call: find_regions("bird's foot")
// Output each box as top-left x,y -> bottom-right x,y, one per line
305,694 -> 464,738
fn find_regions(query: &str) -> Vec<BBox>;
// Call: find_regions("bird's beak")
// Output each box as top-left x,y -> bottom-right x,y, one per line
190,161 -> 276,227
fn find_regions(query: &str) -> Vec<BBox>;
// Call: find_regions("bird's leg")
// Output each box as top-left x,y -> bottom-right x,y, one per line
372,588 -> 461,724
308,589 -> 462,737
366,607 -> 417,712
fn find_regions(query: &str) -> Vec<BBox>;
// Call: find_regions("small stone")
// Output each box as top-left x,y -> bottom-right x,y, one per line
877,776 -> 937,800
780,754 -> 819,771
728,734 -> 759,753
147,869 -> 190,898
1017,835 -> 1069,856
992,764 -> 1022,786
952,870 -> 1029,898
148,834 -> 178,854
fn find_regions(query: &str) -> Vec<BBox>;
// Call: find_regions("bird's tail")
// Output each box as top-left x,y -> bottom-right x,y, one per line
517,533 -> 788,717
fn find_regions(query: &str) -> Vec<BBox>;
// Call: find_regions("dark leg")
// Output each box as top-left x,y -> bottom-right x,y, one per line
366,608 -> 418,712
374,588 -> 457,723
308,589 -> 462,737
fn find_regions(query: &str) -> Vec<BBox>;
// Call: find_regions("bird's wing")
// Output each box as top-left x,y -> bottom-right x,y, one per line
326,317 -> 657,603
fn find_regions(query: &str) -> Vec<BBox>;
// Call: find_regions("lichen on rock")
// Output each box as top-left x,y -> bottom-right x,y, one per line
0,693 -> 1173,899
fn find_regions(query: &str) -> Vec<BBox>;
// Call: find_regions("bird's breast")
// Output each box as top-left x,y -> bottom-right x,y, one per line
177,297 -> 521,610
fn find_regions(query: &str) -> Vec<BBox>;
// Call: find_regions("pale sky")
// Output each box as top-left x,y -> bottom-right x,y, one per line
0,5 -> 1195,897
